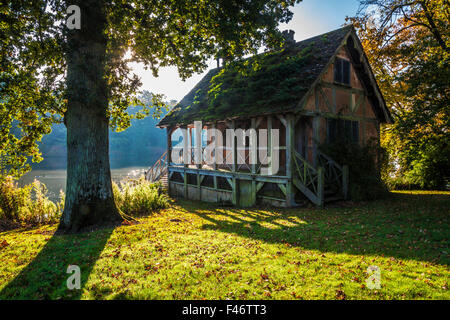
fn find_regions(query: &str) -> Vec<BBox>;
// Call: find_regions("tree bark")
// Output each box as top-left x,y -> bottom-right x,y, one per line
57,0 -> 123,233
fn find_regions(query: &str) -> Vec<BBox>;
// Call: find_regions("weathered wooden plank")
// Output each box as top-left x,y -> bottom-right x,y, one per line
195,121 -> 202,169
168,166 -> 289,184
267,115 -> 273,175
318,85 -> 333,113
312,116 -> 320,167
285,114 -> 294,206
183,168 -> 188,198
231,120 -> 236,172
278,183 -> 287,196
320,81 -> 365,94
232,178 -> 237,205
276,114 -> 287,127
255,116 -> 263,129
256,182 -> 265,192
317,167 -> 324,207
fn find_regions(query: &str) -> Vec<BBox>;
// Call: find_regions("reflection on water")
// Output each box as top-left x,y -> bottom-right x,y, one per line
18,167 -> 147,202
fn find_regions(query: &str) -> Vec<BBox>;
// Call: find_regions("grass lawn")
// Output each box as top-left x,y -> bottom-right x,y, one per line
0,190 -> 449,300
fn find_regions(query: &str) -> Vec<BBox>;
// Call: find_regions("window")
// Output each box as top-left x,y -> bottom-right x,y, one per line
327,119 -> 359,144
334,57 -> 351,85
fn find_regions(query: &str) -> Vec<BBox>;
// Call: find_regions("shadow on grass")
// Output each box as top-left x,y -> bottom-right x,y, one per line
0,226 -> 114,300
187,192 -> 450,265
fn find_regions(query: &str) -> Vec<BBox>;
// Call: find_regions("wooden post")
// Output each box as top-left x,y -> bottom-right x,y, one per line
267,115 -> 272,175
182,125 -> 189,167
166,127 -> 172,164
183,170 -> 188,199
332,86 -> 336,114
250,118 -> 257,205
313,86 -> 320,167
182,125 -> 189,199
342,165 -> 349,200
232,177 -> 237,206
285,114 -> 294,206
231,120 -> 238,205
312,117 -> 320,167
197,172 -> 201,200
188,127 -> 193,167
212,122 -> 218,190
166,126 -> 172,194
231,120 -> 236,173
317,166 -> 324,207
195,121 -> 202,169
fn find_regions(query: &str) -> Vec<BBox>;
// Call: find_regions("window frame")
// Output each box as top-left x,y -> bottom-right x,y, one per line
327,118 -> 359,144
334,57 -> 351,86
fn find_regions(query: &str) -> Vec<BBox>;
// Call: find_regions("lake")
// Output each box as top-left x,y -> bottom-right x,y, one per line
18,167 -> 148,202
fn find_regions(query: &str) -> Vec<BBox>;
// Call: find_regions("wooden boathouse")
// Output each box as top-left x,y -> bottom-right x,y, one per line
146,25 -> 392,207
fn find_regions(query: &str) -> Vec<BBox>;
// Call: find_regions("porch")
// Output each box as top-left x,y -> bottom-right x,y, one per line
147,113 -> 349,207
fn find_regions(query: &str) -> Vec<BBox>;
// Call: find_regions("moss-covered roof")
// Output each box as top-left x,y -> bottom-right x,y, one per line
158,26 -> 353,127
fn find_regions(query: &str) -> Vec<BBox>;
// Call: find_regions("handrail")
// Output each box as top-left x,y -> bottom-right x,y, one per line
317,151 -> 348,199
317,151 -> 342,171
292,150 -> 323,205
145,151 -> 168,182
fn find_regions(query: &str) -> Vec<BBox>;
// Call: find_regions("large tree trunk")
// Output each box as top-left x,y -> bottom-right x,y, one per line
57,0 -> 123,233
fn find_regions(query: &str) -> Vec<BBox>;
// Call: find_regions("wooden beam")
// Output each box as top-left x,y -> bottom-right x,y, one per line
182,125 -> 189,167
212,122 -> 218,189
267,115 -> 273,175
298,110 -> 378,123
166,126 -> 172,194
251,118 -> 257,206
332,86 -> 336,113
197,172 -> 201,200
317,166 -> 324,207
318,85 -> 333,113
166,127 -> 172,164
256,182 -> 264,192
312,117 -> 320,167
232,178 -> 237,205
285,114 -> 295,206
278,183 -> 287,196
195,121 -> 202,169
250,118 -> 257,174
320,81 -> 365,94
276,114 -> 287,127
231,120 -> 236,173
168,166 -> 289,183
183,168 -> 188,198
255,116 -> 263,129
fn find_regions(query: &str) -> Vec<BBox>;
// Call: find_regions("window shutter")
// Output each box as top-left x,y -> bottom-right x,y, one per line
352,121 -> 359,143
343,60 -> 350,85
334,58 -> 342,83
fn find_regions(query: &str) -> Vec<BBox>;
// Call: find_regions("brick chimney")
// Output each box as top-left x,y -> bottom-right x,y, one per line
282,30 -> 295,46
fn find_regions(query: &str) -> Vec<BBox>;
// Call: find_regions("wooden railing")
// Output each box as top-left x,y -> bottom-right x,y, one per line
145,151 -> 168,182
292,150 -> 324,206
317,151 -> 348,199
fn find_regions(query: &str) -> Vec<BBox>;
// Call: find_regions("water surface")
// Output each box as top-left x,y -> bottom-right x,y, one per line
18,167 -> 147,202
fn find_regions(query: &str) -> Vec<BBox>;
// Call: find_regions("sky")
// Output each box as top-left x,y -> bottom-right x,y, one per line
130,0 -> 361,102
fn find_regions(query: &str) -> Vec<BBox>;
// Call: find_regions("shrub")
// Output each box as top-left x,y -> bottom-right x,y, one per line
0,176 -> 64,224
0,176 -> 30,221
319,139 -> 389,201
113,177 -> 169,217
